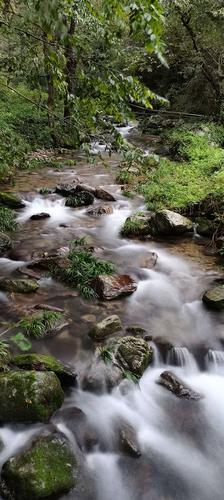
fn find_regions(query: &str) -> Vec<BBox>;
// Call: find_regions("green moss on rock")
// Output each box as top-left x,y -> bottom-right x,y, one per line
121,213 -> 151,238
115,336 -> 153,377
0,279 -> 39,293
1,433 -> 76,500
0,192 -> 25,209
0,370 -> 64,423
11,353 -> 77,386
0,233 -> 12,256
0,207 -> 18,233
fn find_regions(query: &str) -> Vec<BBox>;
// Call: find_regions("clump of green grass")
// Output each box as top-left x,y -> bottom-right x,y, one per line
0,340 -> 10,364
121,212 -> 150,238
0,207 -> 18,232
51,240 -> 116,299
19,311 -> 62,339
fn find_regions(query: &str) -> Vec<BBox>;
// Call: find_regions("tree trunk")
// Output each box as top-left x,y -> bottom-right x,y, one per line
64,17 -> 76,120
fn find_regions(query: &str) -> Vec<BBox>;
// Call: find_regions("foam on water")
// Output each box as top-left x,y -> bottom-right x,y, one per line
17,197 -> 76,225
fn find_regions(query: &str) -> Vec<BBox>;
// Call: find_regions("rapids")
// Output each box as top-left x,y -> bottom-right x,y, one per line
0,129 -> 224,499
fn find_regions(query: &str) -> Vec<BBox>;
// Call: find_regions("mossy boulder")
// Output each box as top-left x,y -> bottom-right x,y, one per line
202,285 -> 224,310
65,191 -> 94,207
196,217 -> 215,237
55,183 -> 77,197
0,279 -> 39,293
0,371 -> 64,423
0,192 -> 25,209
151,210 -> 193,236
121,213 -> 152,238
89,315 -> 122,340
0,433 -> 76,500
11,354 -> 77,387
0,233 -> 12,256
115,336 -> 153,377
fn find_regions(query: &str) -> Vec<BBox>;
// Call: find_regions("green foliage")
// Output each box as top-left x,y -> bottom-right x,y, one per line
51,242 -> 116,299
0,340 -> 10,363
19,311 -> 62,339
0,207 -> 18,232
98,346 -> 114,363
10,333 -> 32,352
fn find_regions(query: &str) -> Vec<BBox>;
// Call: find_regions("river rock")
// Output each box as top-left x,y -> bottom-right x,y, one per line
157,371 -> 202,400
139,252 -> 158,268
0,433 -> 76,500
53,407 -> 98,452
87,205 -> 113,216
196,217 -> 215,237
126,325 -> 147,336
94,187 -> 115,201
0,192 -> 25,209
0,371 -> 64,423
11,353 -> 77,387
0,279 -> 39,293
89,315 -> 122,340
91,274 -> 137,300
202,285 -> 224,310
55,183 -> 77,197
30,212 -> 50,220
118,422 -> 141,458
151,210 -> 193,236
65,191 -> 94,207
115,336 -> 153,377
82,359 -> 123,393
121,213 -> 152,238
0,233 -> 12,256
75,183 -> 96,195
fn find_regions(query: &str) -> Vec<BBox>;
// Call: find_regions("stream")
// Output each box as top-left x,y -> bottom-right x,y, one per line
0,128 -> 224,499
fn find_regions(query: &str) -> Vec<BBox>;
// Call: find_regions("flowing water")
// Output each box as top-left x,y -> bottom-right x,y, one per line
0,130 -> 224,499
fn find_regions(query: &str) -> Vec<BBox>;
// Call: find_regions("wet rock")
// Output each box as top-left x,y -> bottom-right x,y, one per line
39,187 -> 55,195
89,315 -> 122,340
139,252 -> 158,268
0,433 -> 76,500
87,205 -> 113,216
0,370 -> 64,423
157,371 -> 202,400
0,192 -> 25,209
154,337 -> 174,361
94,187 -> 115,201
53,407 -> 98,452
55,183 -> 77,197
65,191 -> 94,207
126,325 -> 147,336
196,217 -> 215,237
91,274 -> 137,300
118,422 -> 141,458
11,353 -> 77,387
0,233 -> 12,256
82,359 -> 123,393
0,279 -> 39,293
30,212 -> 50,220
202,285 -> 224,310
31,255 -> 71,272
151,210 -> 193,236
18,267 -> 42,280
115,336 -> 153,377
75,183 -> 95,195
34,303 -> 64,313
121,213 -> 152,238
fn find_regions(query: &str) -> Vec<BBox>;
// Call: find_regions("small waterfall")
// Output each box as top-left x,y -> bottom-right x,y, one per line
206,349 -> 224,372
167,347 -> 198,371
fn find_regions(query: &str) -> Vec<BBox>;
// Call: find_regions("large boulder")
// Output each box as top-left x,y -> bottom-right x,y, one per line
11,353 -> 77,387
157,371 -> 202,400
202,284 -> 224,310
151,210 -> 193,236
0,433 -> 76,500
0,192 -> 25,209
94,187 -> 115,201
65,191 -> 94,207
0,233 -> 12,256
88,315 -> 122,340
91,274 -> 137,300
0,279 -> 39,293
115,336 -> 153,377
121,213 -> 152,238
0,371 -> 64,423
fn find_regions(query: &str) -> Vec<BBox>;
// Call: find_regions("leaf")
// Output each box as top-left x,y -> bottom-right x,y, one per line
10,333 -> 32,352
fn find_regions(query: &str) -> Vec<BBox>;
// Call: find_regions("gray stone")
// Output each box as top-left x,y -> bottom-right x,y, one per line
89,315 -> 122,340
202,285 -> 224,310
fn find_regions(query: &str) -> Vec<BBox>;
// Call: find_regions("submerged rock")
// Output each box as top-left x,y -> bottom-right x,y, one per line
89,315 -> 122,340
151,210 -> 193,236
157,371 -> 202,400
121,213 -> 152,238
0,192 -> 25,209
11,353 -> 77,387
30,213 -> 50,220
91,274 -> 137,300
87,205 -> 113,216
0,371 -> 64,423
118,422 -> 141,458
0,433 -> 76,500
65,191 -> 94,207
0,279 -> 39,293
0,233 -> 12,256
94,187 -> 115,201
202,285 -> 224,310
115,336 -> 153,377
